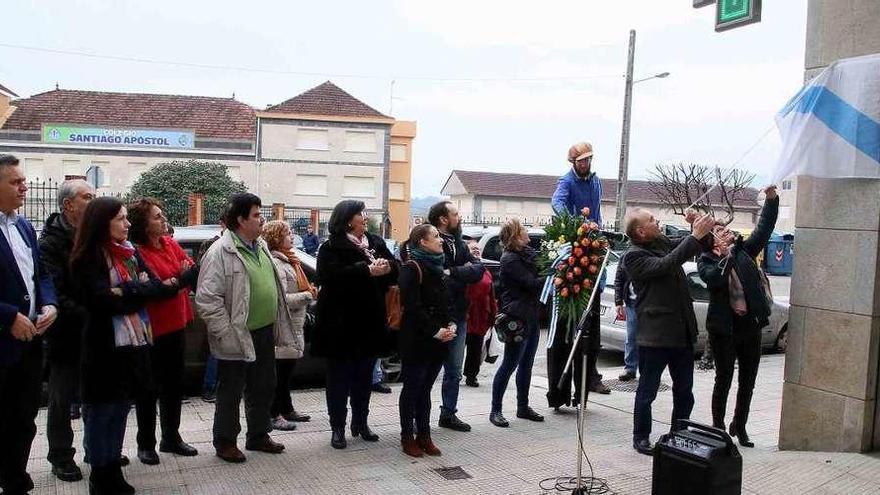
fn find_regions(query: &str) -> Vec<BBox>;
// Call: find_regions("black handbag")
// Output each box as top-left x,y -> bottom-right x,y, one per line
494,313 -> 526,344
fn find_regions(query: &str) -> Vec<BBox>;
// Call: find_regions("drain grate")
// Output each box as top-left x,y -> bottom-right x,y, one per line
433,466 -> 472,481
604,378 -> 670,393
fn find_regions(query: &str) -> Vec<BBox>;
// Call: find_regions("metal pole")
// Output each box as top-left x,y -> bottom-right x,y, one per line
574,351 -> 589,494
614,29 -> 636,231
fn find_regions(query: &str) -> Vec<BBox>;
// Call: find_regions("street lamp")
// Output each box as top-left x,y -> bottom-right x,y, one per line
614,29 -> 670,231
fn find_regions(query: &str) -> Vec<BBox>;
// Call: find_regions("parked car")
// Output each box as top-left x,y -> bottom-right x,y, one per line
597,262 -> 789,355
174,225 -> 324,393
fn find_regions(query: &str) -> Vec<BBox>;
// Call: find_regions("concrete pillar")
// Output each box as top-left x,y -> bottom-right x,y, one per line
187,193 -> 204,226
310,209 -> 320,232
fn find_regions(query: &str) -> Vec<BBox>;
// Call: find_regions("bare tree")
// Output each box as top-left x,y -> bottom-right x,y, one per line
647,163 -> 755,226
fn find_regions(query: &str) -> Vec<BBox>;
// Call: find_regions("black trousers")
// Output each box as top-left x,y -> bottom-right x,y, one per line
213,325 -> 276,448
463,333 -> 484,380
709,316 -> 762,429
47,359 -> 80,465
325,357 -> 374,430
271,358 -> 297,417
0,340 -> 42,494
633,346 -> 694,440
546,305 -> 601,408
399,359 -> 444,436
136,330 -> 186,450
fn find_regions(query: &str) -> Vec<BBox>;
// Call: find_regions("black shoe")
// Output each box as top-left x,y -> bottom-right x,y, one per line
159,440 -> 199,456
109,462 -> 135,495
633,438 -> 654,456
371,382 -> 392,394
729,422 -> 754,448
285,409 -> 311,422
438,414 -> 472,432
331,429 -> 347,449
137,448 -> 160,465
351,423 -> 380,441
618,370 -> 637,382
51,460 -> 83,482
589,382 -> 612,394
119,455 -> 130,467
201,390 -> 216,403
516,406 -> 545,422
489,411 -> 509,428
70,404 -> 82,420
465,377 -> 479,387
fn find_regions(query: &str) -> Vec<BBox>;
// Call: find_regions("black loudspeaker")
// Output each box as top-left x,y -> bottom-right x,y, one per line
652,420 -> 742,495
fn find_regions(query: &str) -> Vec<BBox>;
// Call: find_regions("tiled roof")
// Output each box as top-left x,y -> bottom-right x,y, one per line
265,81 -> 389,119
2,89 -> 255,140
448,170 -> 759,208
0,83 -> 18,97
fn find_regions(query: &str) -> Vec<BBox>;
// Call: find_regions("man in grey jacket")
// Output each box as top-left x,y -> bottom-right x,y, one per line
196,193 -> 301,463
621,208 -> 714,455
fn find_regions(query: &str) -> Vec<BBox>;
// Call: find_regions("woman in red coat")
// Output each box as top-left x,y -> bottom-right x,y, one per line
463,241 -> 497,388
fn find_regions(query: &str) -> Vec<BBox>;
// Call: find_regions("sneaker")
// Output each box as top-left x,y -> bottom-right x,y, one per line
271,415 -> 297,431
618,370 -> 637,382
438,414 -> 471,432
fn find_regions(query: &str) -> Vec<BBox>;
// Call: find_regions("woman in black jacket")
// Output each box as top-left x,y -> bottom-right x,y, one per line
313,200 -> 398,450
69,197 -> 179,494
398,224 -> 454,457
697,186 -> 779,448
491,218 -> 546,427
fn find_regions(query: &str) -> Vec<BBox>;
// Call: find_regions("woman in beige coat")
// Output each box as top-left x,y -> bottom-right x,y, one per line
261,220 -> 316,431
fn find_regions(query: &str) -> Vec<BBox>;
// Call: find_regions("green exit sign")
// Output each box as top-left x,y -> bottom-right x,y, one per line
715,0 -> 761,32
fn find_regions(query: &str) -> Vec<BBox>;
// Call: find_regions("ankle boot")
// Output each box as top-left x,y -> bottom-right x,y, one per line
110,462 -> 135,495
401,434 -> 423,457
88,466 -> 113,495
351,422 -> 379,442
729,422 -> 754,448
416,433 -> 441,456
331,428 -> 347,449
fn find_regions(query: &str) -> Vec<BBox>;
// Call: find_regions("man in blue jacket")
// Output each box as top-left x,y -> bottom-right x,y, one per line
546,142 -> 610,411
0,154 -> 58,494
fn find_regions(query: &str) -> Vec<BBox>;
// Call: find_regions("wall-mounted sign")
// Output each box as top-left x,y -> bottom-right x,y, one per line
42,124 -> 195,149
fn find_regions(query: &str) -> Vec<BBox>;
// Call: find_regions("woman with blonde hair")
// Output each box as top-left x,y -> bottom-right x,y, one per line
261,220 -> 316,431
490,218 -> 546,427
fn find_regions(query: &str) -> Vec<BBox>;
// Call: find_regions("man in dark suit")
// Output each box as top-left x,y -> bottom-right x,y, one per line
0,154 -> 58,494
621,207 -> 713,456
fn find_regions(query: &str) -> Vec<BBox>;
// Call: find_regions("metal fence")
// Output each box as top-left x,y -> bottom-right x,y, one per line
21,179 -> 60,232
460,214 -> 553,228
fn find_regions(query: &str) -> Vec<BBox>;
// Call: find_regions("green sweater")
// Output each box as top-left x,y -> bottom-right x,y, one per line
233,234 -> 278,331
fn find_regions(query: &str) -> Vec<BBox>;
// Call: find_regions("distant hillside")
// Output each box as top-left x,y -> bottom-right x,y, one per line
410,196 -> 446,216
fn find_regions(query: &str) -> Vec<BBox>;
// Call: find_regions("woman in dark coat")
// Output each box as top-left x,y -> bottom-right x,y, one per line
397,224 -> 454,457
313,200 -> 398,449
491,218 -> 546,427
697,185 -> 779,448
69,197 -> 179,494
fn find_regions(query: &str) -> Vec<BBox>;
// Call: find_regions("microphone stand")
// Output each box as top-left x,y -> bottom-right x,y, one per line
556,248 -> 620,495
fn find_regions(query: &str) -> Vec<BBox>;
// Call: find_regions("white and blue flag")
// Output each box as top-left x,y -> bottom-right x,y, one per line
773,53 -> 880,183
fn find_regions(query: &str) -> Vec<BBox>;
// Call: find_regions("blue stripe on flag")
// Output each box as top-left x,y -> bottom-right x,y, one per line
793,86 -> 880,164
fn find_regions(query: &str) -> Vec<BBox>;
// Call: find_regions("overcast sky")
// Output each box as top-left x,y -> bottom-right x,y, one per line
0,0 -> 807,197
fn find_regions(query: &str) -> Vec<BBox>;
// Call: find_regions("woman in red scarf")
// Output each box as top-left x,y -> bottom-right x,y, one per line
70,197 -> 179,494
127,198 -> 200,465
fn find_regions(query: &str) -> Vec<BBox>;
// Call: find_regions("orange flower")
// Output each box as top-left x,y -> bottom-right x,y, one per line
573,266 -> 582,276
581,207 -> 590,217
573,284 -> 581,294
573,247 -> 583,258
588,265 -> 599,275
582,278 -> 593,289
579,257 -> 590,267
560,287 -> 570,298
554,277 -> 564,287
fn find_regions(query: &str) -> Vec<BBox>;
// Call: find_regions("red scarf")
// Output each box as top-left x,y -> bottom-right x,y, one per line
107,241 -> 138,282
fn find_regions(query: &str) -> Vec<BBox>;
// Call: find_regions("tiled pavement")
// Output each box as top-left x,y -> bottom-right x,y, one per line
26,342 -> 880,494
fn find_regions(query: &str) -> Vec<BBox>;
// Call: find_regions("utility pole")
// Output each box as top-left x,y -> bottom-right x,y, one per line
614,29 -> 636,231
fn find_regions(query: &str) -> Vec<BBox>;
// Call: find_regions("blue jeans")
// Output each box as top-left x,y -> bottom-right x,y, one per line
440,316 -> 467,418
82,402 -> 130,468
491,322 -> 540,412
624,305 -> 638,374
203,354 -> 218,393
633,346 -> 694,441
372,359 -> 384,385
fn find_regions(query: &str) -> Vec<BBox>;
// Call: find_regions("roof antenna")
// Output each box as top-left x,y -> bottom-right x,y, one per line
55,82 -> 59,90
232,91 -> 236,99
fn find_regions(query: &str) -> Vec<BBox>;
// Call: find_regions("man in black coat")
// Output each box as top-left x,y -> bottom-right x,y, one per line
621,208 -> 714,455
39,179 -> 95,482
428,201 -> 484,432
